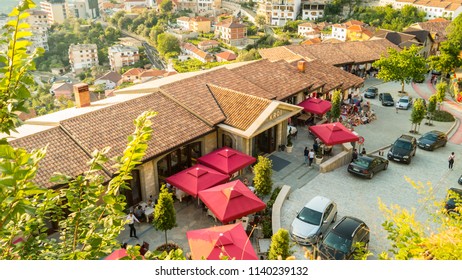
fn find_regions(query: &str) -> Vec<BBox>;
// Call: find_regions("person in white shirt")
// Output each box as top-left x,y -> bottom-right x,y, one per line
126,212 -> 140,239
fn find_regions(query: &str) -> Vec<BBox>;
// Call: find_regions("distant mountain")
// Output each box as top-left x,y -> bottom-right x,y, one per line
0,0 -> 43,14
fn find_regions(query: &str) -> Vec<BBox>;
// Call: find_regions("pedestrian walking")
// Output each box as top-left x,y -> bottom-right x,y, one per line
309,149 -> 315,167
304,147 -> 309,165
361,148 -> 367,155
313,141 -> 319,154
126,211 -> 140,238
351,149 -> 358,162
448,152 -> 455,169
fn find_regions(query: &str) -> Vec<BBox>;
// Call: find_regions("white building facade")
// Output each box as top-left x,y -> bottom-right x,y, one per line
108,44 -> 140,72
40,0 -> 67,24
270,0 -> 301,26
69,44 -> 99,73
26,9 -> 49,53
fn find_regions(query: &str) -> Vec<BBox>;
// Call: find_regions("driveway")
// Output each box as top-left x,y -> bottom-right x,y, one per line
281,78 -> 461,259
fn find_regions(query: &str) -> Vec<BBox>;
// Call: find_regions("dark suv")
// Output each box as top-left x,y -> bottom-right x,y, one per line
387,135 -> 417,164
317,216 -> 370,260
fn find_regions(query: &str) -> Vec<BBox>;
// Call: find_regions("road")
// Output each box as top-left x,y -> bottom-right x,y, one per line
96,19 -> 166,70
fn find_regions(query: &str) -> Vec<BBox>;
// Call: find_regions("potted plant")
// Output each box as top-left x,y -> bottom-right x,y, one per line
286,135 -> 293,153
315,149 -> 323,164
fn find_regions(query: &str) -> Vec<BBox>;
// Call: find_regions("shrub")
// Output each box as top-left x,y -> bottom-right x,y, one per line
433,110 -> 455,122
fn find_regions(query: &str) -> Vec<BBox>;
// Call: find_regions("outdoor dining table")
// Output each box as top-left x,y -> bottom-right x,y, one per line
297,113 -> 311,126
144,206 -> 154,222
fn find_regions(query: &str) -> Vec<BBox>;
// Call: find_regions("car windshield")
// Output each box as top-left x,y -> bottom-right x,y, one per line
297,207 -> 322,225
384,95 -> 392,100
423,134 -> 437,141
323,231 -> 353,254
353,158 -> 371,168
395,140 -> 411,150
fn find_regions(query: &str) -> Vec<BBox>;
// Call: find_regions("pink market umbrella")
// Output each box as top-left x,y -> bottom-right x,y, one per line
198,180 -> 266,224
165,164 -> 230,198
197,147 -> 256,175
298,98 -> 332,115
104,249 -> 128,260
186,223 -> 258,260
309,122 -> 359,146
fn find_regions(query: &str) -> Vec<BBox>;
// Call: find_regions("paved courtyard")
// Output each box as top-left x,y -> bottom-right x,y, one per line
118,76 -> 462,260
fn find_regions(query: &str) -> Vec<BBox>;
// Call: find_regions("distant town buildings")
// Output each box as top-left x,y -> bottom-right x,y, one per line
108,44 -> 140,72
68,43 -> 99,73
40,0 -> 68,24
67,0 -> 100,19
214,20 -> 247,46
26,9 -> 49,53
176,16 -> 212,33
379,0 -> 462,20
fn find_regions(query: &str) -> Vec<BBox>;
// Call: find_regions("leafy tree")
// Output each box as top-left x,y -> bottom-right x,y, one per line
410,98 -> 426,133
329,89 -> 342,122
159,0 -> 173,14
0,0 -> 42,135
447,13 -> 462,46
253,156 -> 273,196
268,228 -> 293,260
149,26 -> 164,44
153,185 -> 177,244
0,1 -> 162,260
157,33 -> 180,58
435,81 -> 448,110
236,49 -> 261,62
427,41 -> 462,78
378,178 -> 462,260
118,16 -> 132,31
426,95 -> 437,125
372,45 -> 427,93
255,15 -> 266,32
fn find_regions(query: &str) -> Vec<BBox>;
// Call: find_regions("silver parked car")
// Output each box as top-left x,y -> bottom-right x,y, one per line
290,196 -> 338,245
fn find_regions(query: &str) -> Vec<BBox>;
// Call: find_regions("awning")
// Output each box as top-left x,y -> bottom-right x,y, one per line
298,98 -> 332,115
197,147 -> 256,175
166,164 -> 230,198
186,223 -> 258,260
198,180 -> 266,224
309,122 -> 359,145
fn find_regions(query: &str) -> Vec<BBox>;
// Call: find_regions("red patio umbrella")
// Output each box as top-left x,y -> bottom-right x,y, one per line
198,180 -> 266,224
104,249 -> 128,260
197,147 -> 256,175
186,223 -> 258,260
165,164 -> 230,198
298,98 -> 332,115
309,122 -> 359,146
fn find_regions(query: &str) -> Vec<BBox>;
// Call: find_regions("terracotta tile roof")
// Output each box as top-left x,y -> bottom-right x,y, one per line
164,71 -> 178,77
60,92 -> 215,173
345,20 -> 365,27
191,16 -> 211,22
207,84 -> 271,131
301,38 -> 322,45
299,22 -> 318,28
334,41 -> 380,63
231,59 -> 315,100
410,19 -> 450,43
215,51 -> 237,61
140,69 -> 167,78
198,40 -> 219,47
290,60 -> 339,93
258,47 -> 303,62
9,127 -> 104,188
285,44 -> 355,66
122,68 -> 144,76
216,21 -> 247,29
163,67 -> 275,101
97,71 -> 122,84
177,17 -> 190,22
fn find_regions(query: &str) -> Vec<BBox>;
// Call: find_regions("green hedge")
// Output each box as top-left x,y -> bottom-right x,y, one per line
433,110 -> 455,122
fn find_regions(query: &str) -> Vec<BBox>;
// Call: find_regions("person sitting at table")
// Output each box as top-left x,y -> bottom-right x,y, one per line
134,205 -> 145,223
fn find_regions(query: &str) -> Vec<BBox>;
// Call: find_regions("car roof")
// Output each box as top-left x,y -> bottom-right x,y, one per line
426,130 -> 444,136
332,216 -> 365,238
398,134 -> 415,141
304,196 -> 333,212
366,87 -> 377,91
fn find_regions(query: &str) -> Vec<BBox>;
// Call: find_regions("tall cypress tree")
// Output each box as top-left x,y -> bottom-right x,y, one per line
153,185 -> 177,244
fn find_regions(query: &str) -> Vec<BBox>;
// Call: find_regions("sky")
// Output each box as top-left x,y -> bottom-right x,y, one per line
0,0 -> 43,14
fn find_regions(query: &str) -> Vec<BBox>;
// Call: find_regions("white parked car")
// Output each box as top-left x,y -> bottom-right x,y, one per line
396,96 -> 412,110
290,196 -> 338,245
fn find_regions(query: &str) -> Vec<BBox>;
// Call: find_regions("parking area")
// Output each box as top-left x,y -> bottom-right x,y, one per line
279,78 -> 462,259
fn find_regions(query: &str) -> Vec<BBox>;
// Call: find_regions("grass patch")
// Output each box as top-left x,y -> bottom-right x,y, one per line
433,110 -> 455,122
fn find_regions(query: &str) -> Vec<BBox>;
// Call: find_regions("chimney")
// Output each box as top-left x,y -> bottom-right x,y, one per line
297,61 -> 306,73
73,83 -> 90,108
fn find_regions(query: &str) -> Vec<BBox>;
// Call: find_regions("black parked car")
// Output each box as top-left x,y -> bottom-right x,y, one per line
388,135 -> 417,164
363,87 -> 378,98
347,155 -> 388,179
444,188 -> 462,214
379,92 -> 394,106
317,216 -> 370,260
417,130 -> 447,151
